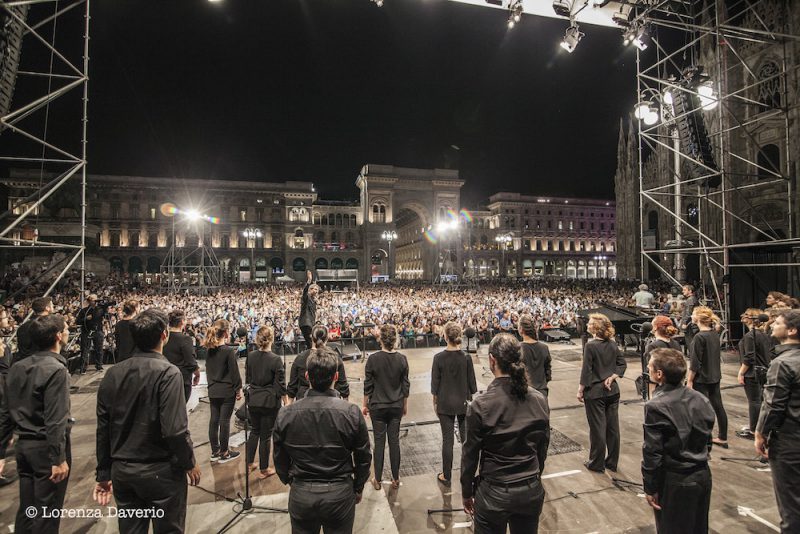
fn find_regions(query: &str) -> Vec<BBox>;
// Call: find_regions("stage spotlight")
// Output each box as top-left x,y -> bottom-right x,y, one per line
560,23 -> 583,53
186,209 -> 201,221
591,0 -> 611,6
437,222 -> 448,233
634,102 -> 651,120
507,0 -> 523,29
552,0 -> 571,18
632,24 -> 651,51
698,82 -> 718,110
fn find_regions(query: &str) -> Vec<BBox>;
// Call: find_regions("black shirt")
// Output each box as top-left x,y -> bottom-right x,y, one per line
520,342 -> 552,394
643,338 -> 681,380
580,339 -> 627,400
273,389 -> 372,493
206,345 -> 242,399
12,319 -> 35,364
364,350 -> 410,410
757,343 -> 800,437
738,329 -> 772,377
460,377 -> 550,498
689,330 -> 721,384
641,383 -> 715,495
0,351 -> 71,463
680,295 -> 698,327
96,351 -> 195,482
299,282 -> 316,328
431,349 -> 478,416
114,319 -> 136,362
163,331 -> 199,383
246,350 -> 287,409
288,349 -> 350,400
77,305 -> 104,331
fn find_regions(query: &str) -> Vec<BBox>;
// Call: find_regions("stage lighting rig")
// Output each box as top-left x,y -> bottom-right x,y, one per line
552,0 -> 572,18
507,0 -> 523,29
560,22 -> 583,53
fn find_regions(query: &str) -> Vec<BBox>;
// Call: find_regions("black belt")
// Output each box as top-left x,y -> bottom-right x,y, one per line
482,474 -> 541,488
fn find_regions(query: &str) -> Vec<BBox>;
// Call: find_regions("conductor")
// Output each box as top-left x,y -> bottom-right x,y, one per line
300,270 -> 320,350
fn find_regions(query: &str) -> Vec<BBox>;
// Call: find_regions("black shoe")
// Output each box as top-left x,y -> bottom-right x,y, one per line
211,450 -> 220,461
712,439 -> 729,449
218,450 -> 241,464
736,430 -> 755,440
605,464 -> 618,472
583,461 -> 604,473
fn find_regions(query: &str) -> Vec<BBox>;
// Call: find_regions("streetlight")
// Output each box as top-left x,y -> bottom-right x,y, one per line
495,234 -> 512,278
242,228 -> 262,282
382,230 -> 397,279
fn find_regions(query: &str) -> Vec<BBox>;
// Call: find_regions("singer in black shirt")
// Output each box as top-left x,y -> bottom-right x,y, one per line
643,348 -> 715,534
11,296 -> 52,365
204,319 -> 243,462
245,325 -> 287,479
578,313 -> 627,473
94,309 -> 200,534
518,314 -> 551,397
288,325 -> 349,401
363,324 -> 410,490
687,307 -> 728,447
756,311 -> 800,532
431,322 -> 477,486
273,347 -> 371,534
163,310 -> 200,402
643,316 -> 681,398
462,334 -> 550,534
737,309 -> 773,438
113,299 -> 138,363
0,315 -> 71,534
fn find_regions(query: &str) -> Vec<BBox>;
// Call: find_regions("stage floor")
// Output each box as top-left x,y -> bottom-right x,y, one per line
0,342 -> 782,533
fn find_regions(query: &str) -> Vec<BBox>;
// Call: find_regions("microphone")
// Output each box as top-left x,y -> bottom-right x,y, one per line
757,314 -> 770,323
641,321 -> 653,335
465,327 -> 476,339
236,326 -> 248,339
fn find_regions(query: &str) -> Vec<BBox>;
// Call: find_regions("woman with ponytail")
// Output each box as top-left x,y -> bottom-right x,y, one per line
687,306 -> 728,448
461,333 -> 550,534
204,319 -> 242,462
578,313 -> 627,473
642,316 -> 681,397
287,324 -> 349,402
518,314 -> 552,398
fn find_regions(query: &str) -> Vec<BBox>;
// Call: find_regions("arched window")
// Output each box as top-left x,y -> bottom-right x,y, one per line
128,231 -> 140,248
313,213 -> 321,225
322,215 -> 328,226
373,204 -> 386,223
336,214 -> 343,226
331,258 -> 344,269
331,231 -> 338,243
109,231 -> 120,248
345,231 -> 354,245
350,214 -> 357,227
757,61 -> 782,112
758,144 -> 781,180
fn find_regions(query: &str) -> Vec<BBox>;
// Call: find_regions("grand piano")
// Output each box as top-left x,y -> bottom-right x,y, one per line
577,302 -> 656,338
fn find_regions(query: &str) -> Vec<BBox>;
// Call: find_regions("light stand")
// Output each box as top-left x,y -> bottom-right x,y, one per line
495,234 -> 512,279
242,228 -> 263,282
216,363 -> 287,534
382,230 -> 397,279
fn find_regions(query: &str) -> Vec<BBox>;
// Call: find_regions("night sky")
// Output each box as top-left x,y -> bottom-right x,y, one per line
11,0 -> 641,207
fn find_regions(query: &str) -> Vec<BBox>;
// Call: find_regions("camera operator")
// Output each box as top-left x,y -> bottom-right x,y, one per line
0,314 -> 72,534
114,299 -> 139,363
13,296 -> 53,365
76,294 -> 106,372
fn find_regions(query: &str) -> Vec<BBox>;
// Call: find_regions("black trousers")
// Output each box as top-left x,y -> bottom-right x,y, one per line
111,461 -> 188,534
742,376 -> 763,433
15,437 -> 71,534
473,477 -> 545,534
769,430 -> 800,533
371,406 -> 402,481
80,329 -> 104,369
209,396 -> 236,454
301,326 -> 313,352
584,394 -> 620,471
246,406 -> 279,471
654,466 -> 711,534
289,479 -> 356,534
181,372 -> 193,403
438,413 -> 466,480
694,382 -> 728,440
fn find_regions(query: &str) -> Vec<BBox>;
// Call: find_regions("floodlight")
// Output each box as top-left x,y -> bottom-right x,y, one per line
186,209 -> 201,221
698,83 -> 718,110
633,25 -> 651,51
437,222 -> 449,233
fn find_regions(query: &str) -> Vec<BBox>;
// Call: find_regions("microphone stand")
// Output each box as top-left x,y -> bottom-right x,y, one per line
217,357 -> 287,534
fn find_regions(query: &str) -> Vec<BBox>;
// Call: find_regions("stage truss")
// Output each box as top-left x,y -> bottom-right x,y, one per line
633,0 -> 800,328
0,0 -> 90,302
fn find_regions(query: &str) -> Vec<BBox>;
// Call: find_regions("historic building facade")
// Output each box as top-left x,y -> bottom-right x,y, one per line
2,164 -> 616,282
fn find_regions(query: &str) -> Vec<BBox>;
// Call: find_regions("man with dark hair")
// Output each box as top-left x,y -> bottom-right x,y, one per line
163,310 -> 200,402
76,294 -> 105,372
642,348 -> 715,533
299,270 -> 319,350
680,285 -> 699,353
94,308 -> 200,533
756,310 -> 800,533
0,314 -> 72,534
273,347 -> 371,534
12,296 -> 53,365
114,299 -> 139,362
